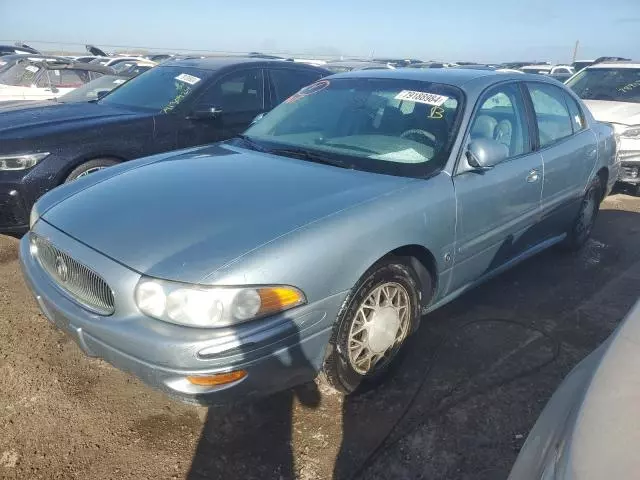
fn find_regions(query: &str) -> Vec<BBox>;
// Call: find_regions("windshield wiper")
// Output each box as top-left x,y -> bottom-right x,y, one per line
270,147 -> 351,169
233,134 -> 269,153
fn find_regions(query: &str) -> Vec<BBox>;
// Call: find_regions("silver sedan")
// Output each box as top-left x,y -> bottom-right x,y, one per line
21,68 -> 618,404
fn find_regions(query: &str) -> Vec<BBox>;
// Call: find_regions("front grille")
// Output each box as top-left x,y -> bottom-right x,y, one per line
31,234 -> 115,315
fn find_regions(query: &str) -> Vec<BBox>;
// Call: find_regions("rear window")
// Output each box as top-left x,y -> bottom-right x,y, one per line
567,68 -> 640,103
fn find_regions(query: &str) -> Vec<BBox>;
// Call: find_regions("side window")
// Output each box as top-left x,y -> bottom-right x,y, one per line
564,94 -> 586,132
527,83 -> 573,147
469,83 -> 530,158
196,69 -> 264,113
269,69 -> 323,104
48,69 -> 84,88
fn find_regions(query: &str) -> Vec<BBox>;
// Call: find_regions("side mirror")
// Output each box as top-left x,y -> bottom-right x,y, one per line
466,138 -> 509,170
187,107 -> 223,121
250,112 -> 266,126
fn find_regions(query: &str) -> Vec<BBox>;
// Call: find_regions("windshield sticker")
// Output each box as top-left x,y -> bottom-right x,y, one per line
25,65 -> 39,73
285,80 -> 331,104
428,106 -> 445,119
395,90 -> 448,106
618,80 -> 640,93
113,79 -> 126,85
175,73 -> 201,85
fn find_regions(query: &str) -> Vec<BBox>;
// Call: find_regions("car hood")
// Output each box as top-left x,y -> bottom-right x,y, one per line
0,99 -> 55,111
42,144 -> 415,283
0,101 -> 148,140
582,100 -> 640,126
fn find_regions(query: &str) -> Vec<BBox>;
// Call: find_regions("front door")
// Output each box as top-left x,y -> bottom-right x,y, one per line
449,82 -> 543,292
177,68 -> 265,148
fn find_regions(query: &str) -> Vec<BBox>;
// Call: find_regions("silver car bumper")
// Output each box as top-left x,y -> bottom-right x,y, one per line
20,221 -> 346,405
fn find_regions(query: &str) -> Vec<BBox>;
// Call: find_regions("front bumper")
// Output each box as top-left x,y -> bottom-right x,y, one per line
0,176 -> 29,234
618,161 -> 640,185
20,222 -> 346,405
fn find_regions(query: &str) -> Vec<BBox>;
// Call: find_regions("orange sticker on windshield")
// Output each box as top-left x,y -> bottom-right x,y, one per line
285,80 -> 330,103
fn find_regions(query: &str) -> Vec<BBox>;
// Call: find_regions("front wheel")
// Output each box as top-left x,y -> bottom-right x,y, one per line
65,158 -> 119,183
561,179 -> 601,251
320,258 -> 424,394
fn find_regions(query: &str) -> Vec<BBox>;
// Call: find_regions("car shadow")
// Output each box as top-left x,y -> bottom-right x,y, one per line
186,206 -> 640,480
187,325 -> 321,480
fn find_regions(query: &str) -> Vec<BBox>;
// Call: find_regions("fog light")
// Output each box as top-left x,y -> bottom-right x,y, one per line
186,370 -> 247,386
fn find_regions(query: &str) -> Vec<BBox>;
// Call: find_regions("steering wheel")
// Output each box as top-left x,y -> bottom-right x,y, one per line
400,129 -> 438,148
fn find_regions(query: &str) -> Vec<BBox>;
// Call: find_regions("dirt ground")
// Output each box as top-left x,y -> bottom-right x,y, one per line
1,193 -> 639,480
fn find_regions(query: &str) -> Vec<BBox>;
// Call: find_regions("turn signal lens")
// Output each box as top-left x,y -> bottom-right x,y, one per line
257,286 -> 305,316
187,370 -> 247,386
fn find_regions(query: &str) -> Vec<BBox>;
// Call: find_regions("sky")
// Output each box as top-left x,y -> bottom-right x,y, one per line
1,0 -> 638,63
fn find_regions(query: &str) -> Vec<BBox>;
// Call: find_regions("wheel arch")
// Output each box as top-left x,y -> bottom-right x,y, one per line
59,154 -> 127,184
380,244 -> 438,312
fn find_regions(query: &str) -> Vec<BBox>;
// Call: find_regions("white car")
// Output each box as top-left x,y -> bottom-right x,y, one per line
0,58 -> 112,102
567,62 -> 640,194
521,64 -> 575,81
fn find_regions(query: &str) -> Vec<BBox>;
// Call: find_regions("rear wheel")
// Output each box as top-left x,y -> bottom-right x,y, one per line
320,258 -> 424,394
65,158 -> 119,183
561,178 -> 601,251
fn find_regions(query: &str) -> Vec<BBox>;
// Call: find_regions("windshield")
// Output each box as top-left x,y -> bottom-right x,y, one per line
59,75 -> 128,103
0,62 -> 41,86
99,66 -> 208,112
244,77 -> 463,177
567,68 -> 640,103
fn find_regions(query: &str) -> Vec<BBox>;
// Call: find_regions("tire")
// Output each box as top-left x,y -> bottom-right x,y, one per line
64,158 -> 120,183
561,178 -> 601,251
320,257 -> 425,394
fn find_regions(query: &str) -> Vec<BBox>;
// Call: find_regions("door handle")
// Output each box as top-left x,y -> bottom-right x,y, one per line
526,169 -> 540,183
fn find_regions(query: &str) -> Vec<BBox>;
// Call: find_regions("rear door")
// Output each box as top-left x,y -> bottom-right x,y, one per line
450,82 -> 543,292
524,82 -> 597,237
177,67 -> 265,147
266,67 -> 326,108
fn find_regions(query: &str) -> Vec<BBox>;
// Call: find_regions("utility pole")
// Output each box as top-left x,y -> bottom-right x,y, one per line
572,40 -> 579,63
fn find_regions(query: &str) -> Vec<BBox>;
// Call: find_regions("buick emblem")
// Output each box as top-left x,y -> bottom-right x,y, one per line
55,256 -> 69,283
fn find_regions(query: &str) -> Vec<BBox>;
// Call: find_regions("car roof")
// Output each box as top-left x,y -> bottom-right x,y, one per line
587,61 -> 640,69
161,56 -> 325,71
327,67 -> 515,87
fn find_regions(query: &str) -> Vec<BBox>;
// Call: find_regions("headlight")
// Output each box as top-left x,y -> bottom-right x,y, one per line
0,152 -> 50,171
134,277 -> 306,328
29,205 -> 40,229
620,125 -> 640,139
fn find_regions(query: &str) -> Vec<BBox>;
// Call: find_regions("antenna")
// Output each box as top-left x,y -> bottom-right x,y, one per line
572,40 -> 579,63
